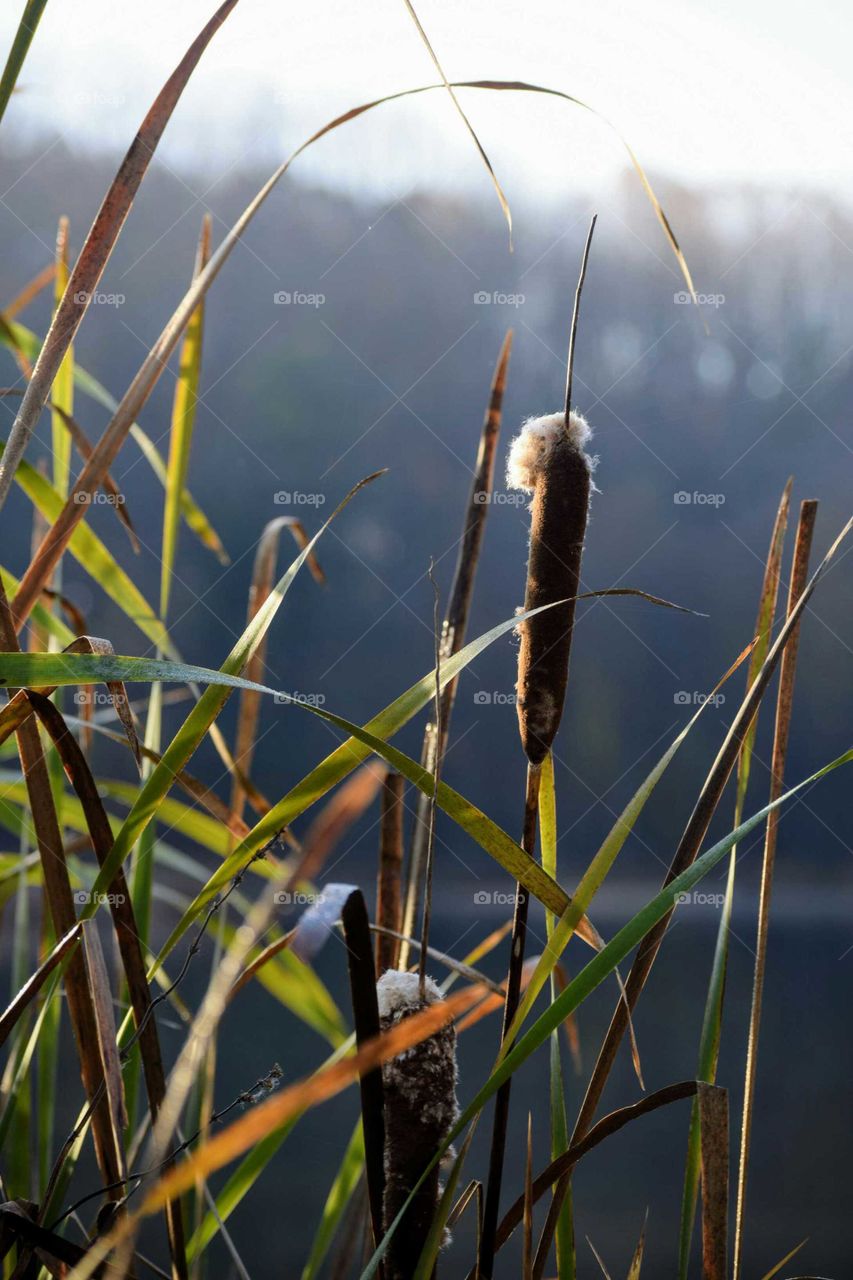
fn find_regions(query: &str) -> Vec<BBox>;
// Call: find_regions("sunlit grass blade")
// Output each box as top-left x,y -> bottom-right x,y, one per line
758,1237 -> 808,1280
51,217 -> 74,498
161,214 -> 211,621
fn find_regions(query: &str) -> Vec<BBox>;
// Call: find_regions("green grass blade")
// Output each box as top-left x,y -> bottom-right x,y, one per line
0,0 -> 49,126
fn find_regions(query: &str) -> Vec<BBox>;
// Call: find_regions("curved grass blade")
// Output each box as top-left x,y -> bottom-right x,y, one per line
8,75 -> 693,631
0,0 -> 240,512
0,634 -> 140,766
501,1085 -> 699,1254
401,0 -> 511,242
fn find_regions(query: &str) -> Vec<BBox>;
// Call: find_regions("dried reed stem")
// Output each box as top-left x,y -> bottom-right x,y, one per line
400,332 -> 512,967
732,499 -> 817,1279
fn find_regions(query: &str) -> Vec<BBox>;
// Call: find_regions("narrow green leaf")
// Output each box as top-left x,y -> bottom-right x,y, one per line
0,0 -> 49,126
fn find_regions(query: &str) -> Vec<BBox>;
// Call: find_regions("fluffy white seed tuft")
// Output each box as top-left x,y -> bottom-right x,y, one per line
376,969 -> 441,1020
506,410 -> 593,492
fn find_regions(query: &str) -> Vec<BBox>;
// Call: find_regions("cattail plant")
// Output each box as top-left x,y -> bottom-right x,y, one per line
377,970 -> 459,1280
480,218 -> 597,1278
508,408 -> 594,765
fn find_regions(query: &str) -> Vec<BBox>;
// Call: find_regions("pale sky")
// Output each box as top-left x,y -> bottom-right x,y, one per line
3,0 -> 852,201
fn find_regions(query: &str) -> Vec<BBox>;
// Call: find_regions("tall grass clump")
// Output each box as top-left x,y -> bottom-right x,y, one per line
0,6 -> 849,1280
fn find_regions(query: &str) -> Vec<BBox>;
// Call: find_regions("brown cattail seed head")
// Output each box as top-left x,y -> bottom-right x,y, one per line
377,971 -> 459,1279
507,411 -> 594,767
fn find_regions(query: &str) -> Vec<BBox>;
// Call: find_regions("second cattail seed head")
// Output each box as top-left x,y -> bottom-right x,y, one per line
507,410 -> 595,767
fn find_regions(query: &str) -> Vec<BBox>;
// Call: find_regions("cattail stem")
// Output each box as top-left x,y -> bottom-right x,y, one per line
479,762 -> 541,1278
378,972 -> 459,1280
376,773 -> 404,974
